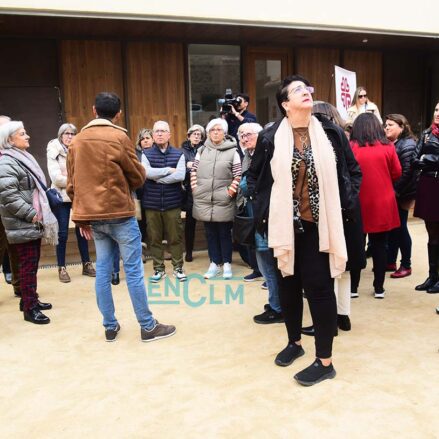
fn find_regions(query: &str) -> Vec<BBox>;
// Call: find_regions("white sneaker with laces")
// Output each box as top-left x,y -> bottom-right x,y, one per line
173,268 -> 187,281
204,262 -> 220,279
150,270 -> 166,283
223,262 -> 233,279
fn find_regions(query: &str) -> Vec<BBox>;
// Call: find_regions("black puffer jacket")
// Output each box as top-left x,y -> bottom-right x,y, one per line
414,128 -> 439,175
181,140 -> 202,211
247,116 -> 362,234
393,137 -> 417,202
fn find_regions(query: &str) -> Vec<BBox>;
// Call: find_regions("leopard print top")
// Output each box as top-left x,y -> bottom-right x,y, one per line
292,145 -> 320,222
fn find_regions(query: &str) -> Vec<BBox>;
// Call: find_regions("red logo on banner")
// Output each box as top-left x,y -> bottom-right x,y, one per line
340,76 -> 351,109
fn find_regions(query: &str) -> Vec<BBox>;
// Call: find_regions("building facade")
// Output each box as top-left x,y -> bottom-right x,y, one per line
0,2 -> 438,176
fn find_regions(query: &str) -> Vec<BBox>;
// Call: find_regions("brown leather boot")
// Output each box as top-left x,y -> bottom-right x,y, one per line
82,262 -> 96,277
58,266 -> 71,283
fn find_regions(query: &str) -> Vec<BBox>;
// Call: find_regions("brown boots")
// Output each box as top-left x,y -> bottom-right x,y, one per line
58,266 -> 71,283
82,262 -> 96,277
58,262 -> 96,283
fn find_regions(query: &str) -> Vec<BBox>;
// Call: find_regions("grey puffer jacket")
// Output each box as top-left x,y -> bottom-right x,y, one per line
192,137 -> 237,222
0,154 -> 43,244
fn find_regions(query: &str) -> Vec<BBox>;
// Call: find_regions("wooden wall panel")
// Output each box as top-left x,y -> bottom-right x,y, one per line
295,48 -> 340,105
59,40 -> 125,131
125,42 -> 187,146
343,50 -> 383,111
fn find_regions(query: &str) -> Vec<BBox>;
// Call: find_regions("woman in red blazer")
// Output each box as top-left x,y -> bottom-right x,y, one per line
350,113 -> 402,299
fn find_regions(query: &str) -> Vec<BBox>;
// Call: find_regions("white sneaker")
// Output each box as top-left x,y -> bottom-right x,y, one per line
223,262 -> 232,279
351,291 -> 359,298
204,263 -> 220,279
173,268 -> 187,281
374,291 -> 385,299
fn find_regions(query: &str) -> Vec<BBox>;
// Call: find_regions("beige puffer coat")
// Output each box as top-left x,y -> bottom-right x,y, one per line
47,138 -> 70,202
192,137 -> 238,222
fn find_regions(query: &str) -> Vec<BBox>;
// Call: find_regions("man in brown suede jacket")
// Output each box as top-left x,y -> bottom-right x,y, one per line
67,92 -> 176,343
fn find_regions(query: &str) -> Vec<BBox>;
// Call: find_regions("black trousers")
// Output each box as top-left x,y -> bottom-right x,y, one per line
277,221 -> 337,359
369,231 -> 388,293
184,208 -> 197,255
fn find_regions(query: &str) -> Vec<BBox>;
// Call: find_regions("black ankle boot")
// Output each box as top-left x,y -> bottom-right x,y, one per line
427,281 -> 439,294
19,299 -> 52,312
337,314 -> 351,331
23,307 -> 50,324
111,273 -> 120,285
415,244 -> 439,291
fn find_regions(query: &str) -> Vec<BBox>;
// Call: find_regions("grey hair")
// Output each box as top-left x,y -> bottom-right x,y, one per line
0,115 -> 11,125
57,123 -> 77,143
0,121 -> 24,150
153,120 -> 170,132
187,124 -> 205,139
206,118 -> 228,134
238,122 -> 263,135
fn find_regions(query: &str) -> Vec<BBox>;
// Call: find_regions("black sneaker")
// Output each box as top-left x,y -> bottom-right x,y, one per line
274,343 -> 305,367
141,321 -> 176,342
244,271 -> 263,282
294,358 -> 336,386
105,323 -> 121,342
253,308 -> 284,324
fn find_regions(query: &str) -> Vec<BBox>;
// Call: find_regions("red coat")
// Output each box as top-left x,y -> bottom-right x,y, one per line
351,141 -> 402,233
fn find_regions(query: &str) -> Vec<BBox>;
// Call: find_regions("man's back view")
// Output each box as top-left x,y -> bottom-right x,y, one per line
67,92 -> 176,342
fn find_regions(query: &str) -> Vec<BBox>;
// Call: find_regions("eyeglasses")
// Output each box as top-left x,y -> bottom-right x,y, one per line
153,130 -> 169,134
239,132 -> 255,139
288,85 -> 314,97
64,132 -> 76,136
358,94 -> 367,98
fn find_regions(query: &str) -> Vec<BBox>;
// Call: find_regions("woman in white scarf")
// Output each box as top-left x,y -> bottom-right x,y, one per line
0,121 -> 56,325
248,75 -> 351,386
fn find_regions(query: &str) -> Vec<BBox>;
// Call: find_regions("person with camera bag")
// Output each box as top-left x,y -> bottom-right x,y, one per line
221,92 -> 257,143
247,75 -> 359,386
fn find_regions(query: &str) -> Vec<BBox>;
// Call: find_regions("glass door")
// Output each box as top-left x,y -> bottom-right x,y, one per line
244,48 -> 292,127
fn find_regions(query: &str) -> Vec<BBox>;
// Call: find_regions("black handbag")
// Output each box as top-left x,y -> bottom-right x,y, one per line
233,213 -> 255,246
14,160 -> 64,210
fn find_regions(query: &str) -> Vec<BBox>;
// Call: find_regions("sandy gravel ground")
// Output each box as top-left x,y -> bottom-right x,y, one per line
1,218 -> 438,438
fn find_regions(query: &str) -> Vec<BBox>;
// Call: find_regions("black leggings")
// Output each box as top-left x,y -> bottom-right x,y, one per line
277,221 -> 336,359
369,232 -> 388,293
426,221 -> 439,245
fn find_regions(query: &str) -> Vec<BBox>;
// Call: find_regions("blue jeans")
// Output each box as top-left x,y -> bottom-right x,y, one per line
91,217 -> 155,330
387,205 -> 412,268
204,221 -> 233,264
256,249 -> 281,313
53,202 -> 90,266
113,246 -> 121,274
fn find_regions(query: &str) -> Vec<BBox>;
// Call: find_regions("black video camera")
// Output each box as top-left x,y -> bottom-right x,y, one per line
218,89 -> 243,115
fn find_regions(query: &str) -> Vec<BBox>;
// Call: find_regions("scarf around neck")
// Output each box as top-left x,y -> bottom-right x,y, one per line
431,123 -> 439,138
268,116 -> 347,277
2,148 -> 58,245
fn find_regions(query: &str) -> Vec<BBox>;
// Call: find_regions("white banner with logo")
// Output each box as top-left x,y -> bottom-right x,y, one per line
334,66 -> 356,120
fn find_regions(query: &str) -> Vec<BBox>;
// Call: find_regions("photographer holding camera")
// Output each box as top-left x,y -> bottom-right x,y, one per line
221,92 -> 257,145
